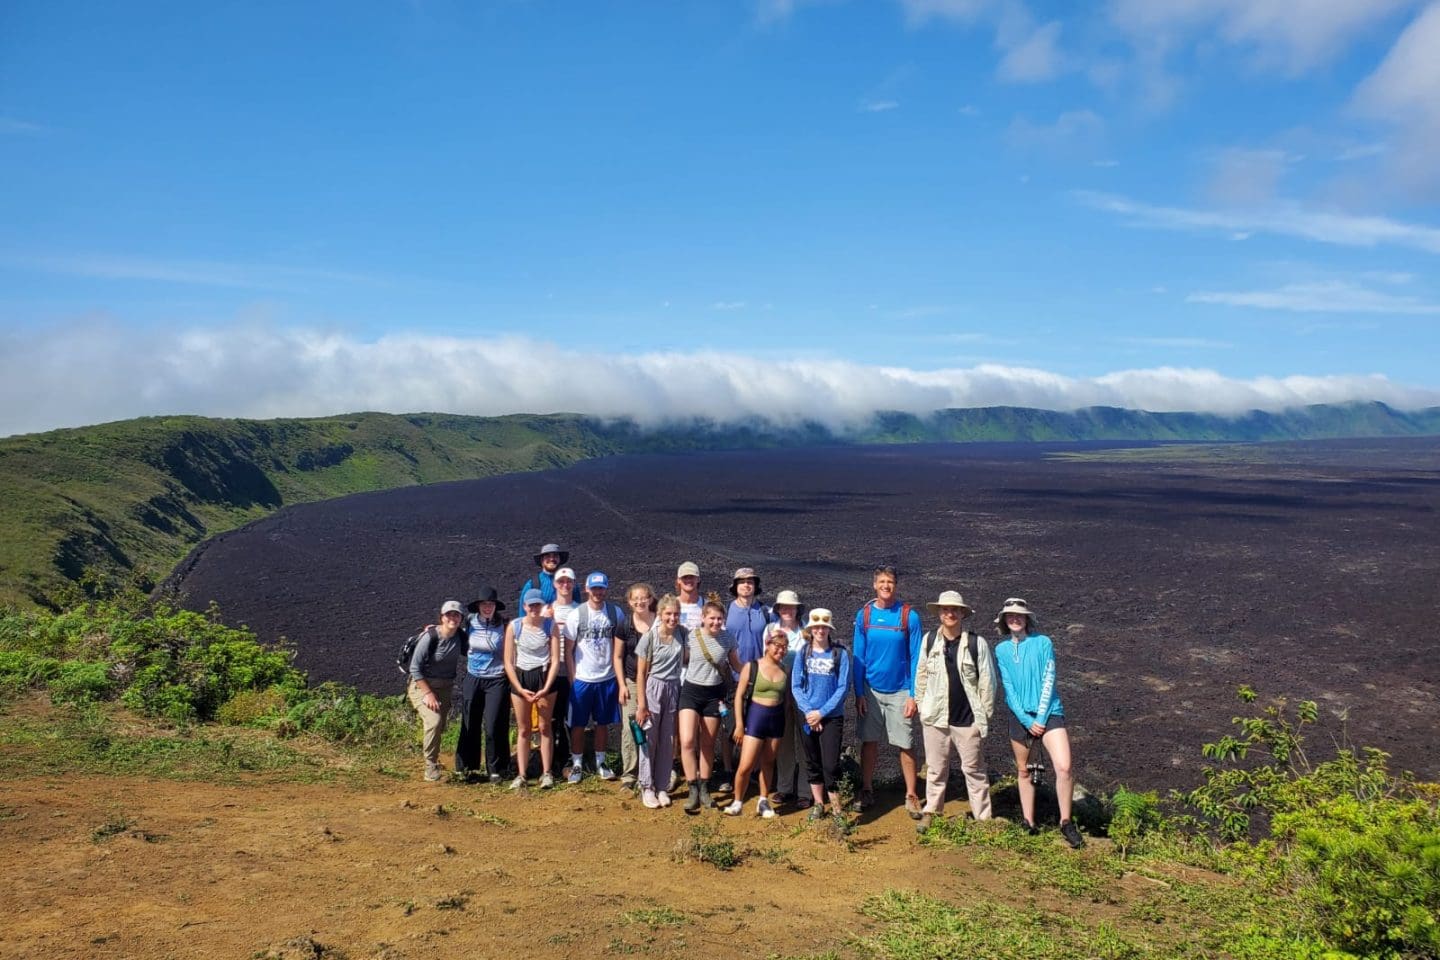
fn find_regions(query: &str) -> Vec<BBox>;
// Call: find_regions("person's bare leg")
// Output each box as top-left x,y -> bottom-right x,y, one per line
860,740 -> 878,792
731,736 -> 762,804
1010,738 -> 1036,825
678,710 -> 700,782
537,698 -> 555,774
1043,728 -> 1074,822
898,746 -> 918,798
511,695 -> 531,779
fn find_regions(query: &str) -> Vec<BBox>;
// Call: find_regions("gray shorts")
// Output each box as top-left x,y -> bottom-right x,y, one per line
858,687 -> 916,750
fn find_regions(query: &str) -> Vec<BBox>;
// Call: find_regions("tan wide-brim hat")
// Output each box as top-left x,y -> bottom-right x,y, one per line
803,607 -> 834,636
926,590 -> 972,616
994,597 -> 1038,626
773,589 -> 801,608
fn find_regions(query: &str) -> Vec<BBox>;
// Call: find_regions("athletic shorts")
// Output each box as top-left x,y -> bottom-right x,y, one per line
857,687 -> 916,749
569,676 -> 621,728
678,681 -> 726,718
512,666 -> 550,696
1008,712 -> 1067,744
743,700 -> 786,740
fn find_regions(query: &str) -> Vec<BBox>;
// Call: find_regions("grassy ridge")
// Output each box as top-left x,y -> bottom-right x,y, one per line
4,401 -> 1439,608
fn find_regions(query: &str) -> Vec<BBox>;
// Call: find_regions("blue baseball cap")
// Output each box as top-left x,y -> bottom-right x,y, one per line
585,571 -> 609,590
522,589 -> 544,607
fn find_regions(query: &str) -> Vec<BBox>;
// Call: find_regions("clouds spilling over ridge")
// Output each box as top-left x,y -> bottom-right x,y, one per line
2,324 -> 1436,438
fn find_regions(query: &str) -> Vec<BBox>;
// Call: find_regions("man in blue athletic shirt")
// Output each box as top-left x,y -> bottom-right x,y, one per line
852,566 -> 924,817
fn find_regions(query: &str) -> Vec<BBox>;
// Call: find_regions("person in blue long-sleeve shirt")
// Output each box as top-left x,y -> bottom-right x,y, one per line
992,597 -> 1084,849
852,566 -> 924,816
518,542 -> 568,615
791,608 -> 851,819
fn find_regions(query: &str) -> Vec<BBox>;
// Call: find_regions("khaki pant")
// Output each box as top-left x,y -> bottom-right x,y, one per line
921,723 -> 991,819
407,679 -> 454,767
619,678 -> 640,783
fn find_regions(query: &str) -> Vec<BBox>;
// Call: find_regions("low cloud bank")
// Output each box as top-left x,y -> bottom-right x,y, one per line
3,324 -> 1436,437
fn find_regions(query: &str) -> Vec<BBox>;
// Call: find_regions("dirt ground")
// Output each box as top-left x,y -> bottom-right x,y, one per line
168,438 -> 1440,791
1,756 -> 1051,960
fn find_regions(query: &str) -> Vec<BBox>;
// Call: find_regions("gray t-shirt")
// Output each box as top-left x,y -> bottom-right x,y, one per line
683,629 -> 737,686
409,627 -> 464,683
636,625 -> 687,683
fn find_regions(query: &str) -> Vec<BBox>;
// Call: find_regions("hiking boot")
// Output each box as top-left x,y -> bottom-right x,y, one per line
684,783 -> 702,815
698,782 -> 715,808
1060,819 -> 1085,849
597,762 -> 617,782
642,789 -> 661,809
904,794 -> 924,820
808,805 -> 826,822
915,813 -> 934,834
757,797 -> 776,819
1022,819 -> 1040,836
539,773 -> 555,789
488,772 -> 503,784
657,790 -> 672,807
722,800 -> 743,816
852,788 -> 874,812
424,763 -> 443,782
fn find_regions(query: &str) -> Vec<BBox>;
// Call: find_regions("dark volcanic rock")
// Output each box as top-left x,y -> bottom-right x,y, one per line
168,439 -> 1440,792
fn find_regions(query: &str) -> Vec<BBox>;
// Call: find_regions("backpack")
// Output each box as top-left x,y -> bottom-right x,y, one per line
861,601 -> 914,638
397,626 -> 440,679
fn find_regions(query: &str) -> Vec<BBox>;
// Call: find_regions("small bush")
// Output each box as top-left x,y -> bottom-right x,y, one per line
49,660 -> 113,703
216,687 -> 288,726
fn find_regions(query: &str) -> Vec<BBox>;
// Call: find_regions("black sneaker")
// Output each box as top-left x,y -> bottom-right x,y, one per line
1022,819 -> 1039,836
1059,819 -> 1085,849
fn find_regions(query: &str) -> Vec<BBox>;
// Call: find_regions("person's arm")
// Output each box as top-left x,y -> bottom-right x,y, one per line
996,650 -> 1036,729
613,633 -> 629,706
905,608 -> 923,698
542,625 -> 560,696
851,608 -> 869,701
1033,637 -> 1058,729
634,646 -> 652,726
503,622 -> 523,691
791,651 -> 812,714
976,637 -> 998,722
817,649 -> 849,718
563,611 -> 578,680
411,630 -> 439,710
731,661 -> 752,742
913,630 -> 931,713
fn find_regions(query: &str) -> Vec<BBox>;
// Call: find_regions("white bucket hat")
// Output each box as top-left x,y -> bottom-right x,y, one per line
994,597 -> 1038,626
773,589 -> 801,608
803,608 -> 834,635
926,590 -> 973,616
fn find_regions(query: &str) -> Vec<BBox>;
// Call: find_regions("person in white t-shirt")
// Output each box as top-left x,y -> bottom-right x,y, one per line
563,571 -> 626,783
675,560 -> 703,634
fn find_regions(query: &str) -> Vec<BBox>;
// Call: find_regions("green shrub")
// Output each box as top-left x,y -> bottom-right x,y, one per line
1107,787 -> 1165,858
216,686 -> 288,726
0,650 -> 62,692
49,660 -> 113,703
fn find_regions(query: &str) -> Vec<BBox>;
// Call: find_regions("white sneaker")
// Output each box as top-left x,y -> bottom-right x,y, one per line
642,789 -> 661,809
568,766 -> 583,784
722,800 -> 743,816
509,776 -> 526,790
657,791 -> 672,807
539,773 -> 555,789
758,797 -> 776,819
597,762 -> 617,781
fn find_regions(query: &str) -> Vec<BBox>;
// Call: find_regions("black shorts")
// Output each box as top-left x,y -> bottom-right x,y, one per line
512,666 -> 550,696
743,700 -> 786,739
1009,712 -> 1067,744
678,681 -> 726,718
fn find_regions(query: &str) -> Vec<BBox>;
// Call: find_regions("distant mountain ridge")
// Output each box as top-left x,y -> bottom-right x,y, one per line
2,401 -> 1437,607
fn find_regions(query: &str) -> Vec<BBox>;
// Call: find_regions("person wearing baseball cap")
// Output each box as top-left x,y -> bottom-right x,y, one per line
406,599 -> 468,782
518,542 -> 570,614
674,561 -> 703,633
914,591 -> 996,832
548,566 -> 581,764
561,572 -> 626,783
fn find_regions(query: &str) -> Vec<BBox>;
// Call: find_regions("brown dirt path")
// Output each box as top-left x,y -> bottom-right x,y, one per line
1,771 -> 1020,960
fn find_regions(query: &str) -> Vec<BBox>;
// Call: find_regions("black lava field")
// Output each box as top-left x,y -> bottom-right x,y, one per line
169,438 -> 1440,792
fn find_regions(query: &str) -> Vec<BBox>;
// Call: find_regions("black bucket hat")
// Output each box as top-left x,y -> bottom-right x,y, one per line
534,543 -> 569,566
467,584 -> 506,613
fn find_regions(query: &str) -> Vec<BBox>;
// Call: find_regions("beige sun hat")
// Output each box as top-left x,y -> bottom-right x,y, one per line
926,590 -> 973,616
803,608 -> 834,634
993,597 -> 1038,625
773,589 -> 801,608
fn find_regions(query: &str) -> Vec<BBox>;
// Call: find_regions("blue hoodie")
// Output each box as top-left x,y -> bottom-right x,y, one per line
993,633 -> 1064,729
792,642 -> 851,730
518,569 -> 558,611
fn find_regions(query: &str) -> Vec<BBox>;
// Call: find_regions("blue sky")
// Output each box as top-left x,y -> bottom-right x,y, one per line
3,0 -> 1440,435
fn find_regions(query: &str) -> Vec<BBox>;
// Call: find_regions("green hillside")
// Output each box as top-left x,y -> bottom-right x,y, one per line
3,402 -> 1438,608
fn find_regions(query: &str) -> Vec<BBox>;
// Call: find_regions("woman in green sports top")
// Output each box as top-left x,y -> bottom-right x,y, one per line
722,631 -> 792,818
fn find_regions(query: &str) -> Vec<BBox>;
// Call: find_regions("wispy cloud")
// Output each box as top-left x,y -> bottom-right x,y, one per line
2,323 -> 1435,437
1007,109 -> 1104,151
711,300 -> 748,311
1074,190 -> 1440,254
997,20 -> 1065,82
3,252 -> 374,290
858,98 -> 899,112
0,116 -> 46,135
1351,4 -> 1440,198
1189,280 -> 1440,314
1116,336 -> 1233,349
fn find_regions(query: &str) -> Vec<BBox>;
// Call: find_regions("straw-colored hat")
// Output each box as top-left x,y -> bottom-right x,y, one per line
926,590 -> 972,616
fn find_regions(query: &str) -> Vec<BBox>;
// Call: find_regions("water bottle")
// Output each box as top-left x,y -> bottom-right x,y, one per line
718,702 -> 729,720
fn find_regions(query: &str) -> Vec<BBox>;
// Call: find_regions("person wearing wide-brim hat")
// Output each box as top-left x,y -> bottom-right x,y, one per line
791,608 -> 852,820
454,585 -> 513,783
518,543 -> 570,614
913,591 -> 996,832
768,589 -> 811,809
992,598 -> 1084,849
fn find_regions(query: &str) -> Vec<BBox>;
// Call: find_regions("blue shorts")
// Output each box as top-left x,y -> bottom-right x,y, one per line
569,677 -> 620,728
743,700 -> 786,739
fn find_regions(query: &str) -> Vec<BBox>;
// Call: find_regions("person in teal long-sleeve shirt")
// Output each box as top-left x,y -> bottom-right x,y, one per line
852,566 -> 924,817
992,598 -> 1084,849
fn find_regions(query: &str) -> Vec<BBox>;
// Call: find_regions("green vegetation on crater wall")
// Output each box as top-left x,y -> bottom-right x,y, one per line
2,401 -> 1438,608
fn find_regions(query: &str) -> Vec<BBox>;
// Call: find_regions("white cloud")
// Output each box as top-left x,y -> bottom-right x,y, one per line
1205,147 -> 1300,206
997,20 -> 1065,82
1352,3 -> 1440,197
957,103 -> 981,116
1108,0 -> 1420,75
0,116 -> 46,135
1075,190 -> 1440,254
2,322 -> 1435,437
858,98 -> 899,112
898,0 -> 994,26
1189,281 -> 1440,314
1116,336 -> 1232,349
711,301 -> 747,311
1007,109 -> 1104,150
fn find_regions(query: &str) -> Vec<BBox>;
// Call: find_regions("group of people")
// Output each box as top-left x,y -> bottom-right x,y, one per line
404,543 -> 1084,847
